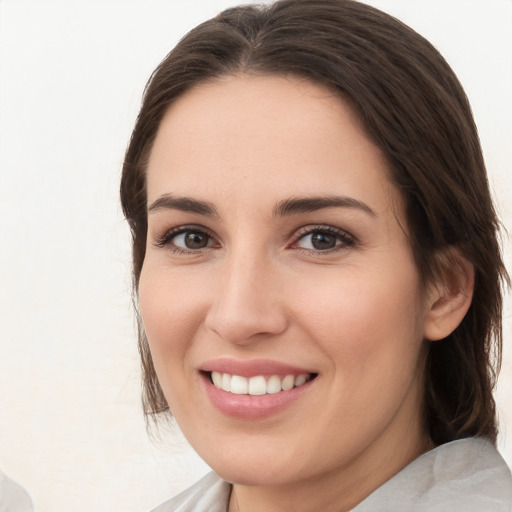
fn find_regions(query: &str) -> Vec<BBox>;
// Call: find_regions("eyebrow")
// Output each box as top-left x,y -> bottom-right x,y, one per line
273,196 -> 376,217
147,193 -> 375,218
147,194 -> 218,217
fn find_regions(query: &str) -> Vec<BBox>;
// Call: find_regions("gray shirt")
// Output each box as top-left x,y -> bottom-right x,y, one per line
0,471 -> 34,512
152,438 -> 512,512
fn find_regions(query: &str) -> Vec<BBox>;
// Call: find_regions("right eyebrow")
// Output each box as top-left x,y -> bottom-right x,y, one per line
147,194 -> 218,217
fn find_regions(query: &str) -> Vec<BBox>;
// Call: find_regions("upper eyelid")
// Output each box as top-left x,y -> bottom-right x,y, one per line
154,223 -> 215,236
291,224 -> 355,240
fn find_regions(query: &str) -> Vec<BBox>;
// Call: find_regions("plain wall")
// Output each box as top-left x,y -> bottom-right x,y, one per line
0,1 -> 510,511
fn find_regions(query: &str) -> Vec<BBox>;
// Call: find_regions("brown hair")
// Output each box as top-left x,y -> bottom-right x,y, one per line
120,0 -> 508,445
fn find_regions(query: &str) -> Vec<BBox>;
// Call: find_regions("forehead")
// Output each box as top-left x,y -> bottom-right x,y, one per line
146,74 -> 400,218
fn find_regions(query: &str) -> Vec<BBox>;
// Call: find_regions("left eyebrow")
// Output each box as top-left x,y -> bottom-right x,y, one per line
273,196 -> 376,217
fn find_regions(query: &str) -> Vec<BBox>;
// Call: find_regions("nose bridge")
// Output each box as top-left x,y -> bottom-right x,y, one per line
205,244 -> 287,344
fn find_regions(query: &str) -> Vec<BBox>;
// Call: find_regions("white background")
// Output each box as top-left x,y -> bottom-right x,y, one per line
0,1 -> 510,511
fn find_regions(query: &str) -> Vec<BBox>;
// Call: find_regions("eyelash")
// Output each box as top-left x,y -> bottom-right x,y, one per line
153,224 -> 356,255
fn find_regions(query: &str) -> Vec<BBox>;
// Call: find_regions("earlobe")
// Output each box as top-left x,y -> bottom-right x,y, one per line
423,249 -> 475,341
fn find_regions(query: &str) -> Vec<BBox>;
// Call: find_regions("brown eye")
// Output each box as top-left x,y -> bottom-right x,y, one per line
183,231 -> 209,249
309,232 -> 337,250
172,230 -> 211,250
294,227 -> 355,252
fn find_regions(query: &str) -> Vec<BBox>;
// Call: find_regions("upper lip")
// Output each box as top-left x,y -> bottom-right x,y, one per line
200,358 -> 315,378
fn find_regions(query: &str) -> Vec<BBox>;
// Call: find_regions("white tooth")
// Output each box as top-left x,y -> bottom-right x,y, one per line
281,375 -> 295,391
248,376 -> 267,396
294,374 -> 307,387
211,371 -> 222,388
221,373 -> 232,392
266,375 -> 281,394
230,375 -> 249,394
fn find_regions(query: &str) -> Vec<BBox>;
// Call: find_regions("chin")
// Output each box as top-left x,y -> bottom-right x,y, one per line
198,440 -> 325,488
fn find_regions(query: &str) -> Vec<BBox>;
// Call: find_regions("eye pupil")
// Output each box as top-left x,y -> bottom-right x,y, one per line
185,231 -> 208,249
311,232 -> 336,250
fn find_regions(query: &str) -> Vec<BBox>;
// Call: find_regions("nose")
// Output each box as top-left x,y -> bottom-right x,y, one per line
204,254 -> 288,345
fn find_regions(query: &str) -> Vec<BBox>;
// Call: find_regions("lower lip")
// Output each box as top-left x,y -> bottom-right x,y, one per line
202,374 -> 314,420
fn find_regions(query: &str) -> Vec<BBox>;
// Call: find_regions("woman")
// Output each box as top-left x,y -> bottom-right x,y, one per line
121,0 -> 511,510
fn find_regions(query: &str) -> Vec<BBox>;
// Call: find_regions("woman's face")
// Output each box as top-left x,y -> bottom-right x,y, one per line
139,75 -> 433,490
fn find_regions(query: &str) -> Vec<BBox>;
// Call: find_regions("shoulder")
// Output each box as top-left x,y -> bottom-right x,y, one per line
151,472 -> 231,512
352,437 -> 512,512
0,469 -> 34,512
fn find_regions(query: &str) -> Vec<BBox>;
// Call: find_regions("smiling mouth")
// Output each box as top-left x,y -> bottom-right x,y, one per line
208,371 -> 316,396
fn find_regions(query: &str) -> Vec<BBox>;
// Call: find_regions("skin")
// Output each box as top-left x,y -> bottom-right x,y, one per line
139,75 -> 457,512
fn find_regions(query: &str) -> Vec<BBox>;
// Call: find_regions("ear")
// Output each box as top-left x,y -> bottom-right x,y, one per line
423,248 -> 474,341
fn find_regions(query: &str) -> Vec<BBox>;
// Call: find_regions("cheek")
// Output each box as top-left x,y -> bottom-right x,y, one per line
295,262 -> 425,378
292,263 -> 428,446
138,265 -> 206,378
